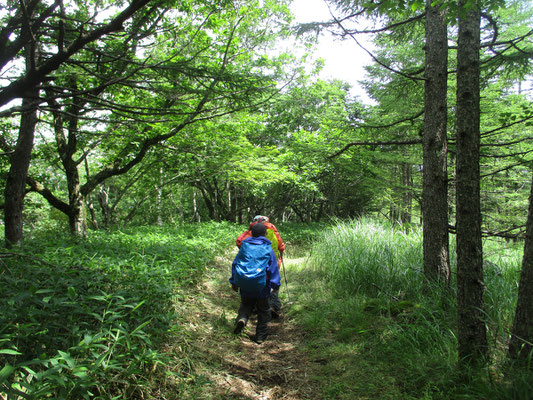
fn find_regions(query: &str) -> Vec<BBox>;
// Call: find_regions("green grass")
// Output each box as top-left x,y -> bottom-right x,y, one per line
2,219 -> 531,399
0,222 -> 243,399
292,218 -> 532,400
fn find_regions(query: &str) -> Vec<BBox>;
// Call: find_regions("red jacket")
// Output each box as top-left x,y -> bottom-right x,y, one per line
236,221 -> 285,265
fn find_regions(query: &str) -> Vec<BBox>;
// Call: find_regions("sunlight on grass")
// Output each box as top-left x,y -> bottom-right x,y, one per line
0,222 -> 243,399
288,217 -> 531,400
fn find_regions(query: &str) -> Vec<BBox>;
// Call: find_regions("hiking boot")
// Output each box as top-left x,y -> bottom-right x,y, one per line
271,308 -> 280,319
254,334 -> 267,344
233,318 -> 246,334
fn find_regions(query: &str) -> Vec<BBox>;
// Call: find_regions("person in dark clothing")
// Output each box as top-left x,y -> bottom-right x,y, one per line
230,223 -> 281,344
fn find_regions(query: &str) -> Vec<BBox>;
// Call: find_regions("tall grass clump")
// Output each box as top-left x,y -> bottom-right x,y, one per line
0,222 -> 243,400
300,218 -> 532,399
310,217 -> 425,301
294,218 -> 458,399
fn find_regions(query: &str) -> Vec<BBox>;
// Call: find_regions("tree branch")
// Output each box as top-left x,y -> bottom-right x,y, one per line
26,176 -> 70,214
328,138 -> 421,159
0,0 -> 153,107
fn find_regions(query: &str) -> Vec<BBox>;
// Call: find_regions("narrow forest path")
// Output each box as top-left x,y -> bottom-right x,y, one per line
170,253 -> 323,400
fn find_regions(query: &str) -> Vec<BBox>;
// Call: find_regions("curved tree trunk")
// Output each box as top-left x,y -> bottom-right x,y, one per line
48,87 -> 88,238
4,38 -> 39,248
4,95 -> 38,247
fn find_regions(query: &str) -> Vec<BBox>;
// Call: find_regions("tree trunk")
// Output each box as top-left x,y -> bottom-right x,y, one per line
198,184 -> 215,220
68,191 -> 87,237
4,95 -> 38,247
85,159 -> 99,229
98,185 -> 112,228
509,174 -> 533,366
49,88 -> 88,237
193,190 -> 201,222
66,156 -> 87,236
86,196 -> 99,230
156,167 -> 163,226
456,0 -> 488,364
422,0 -> 450,283
229,181 -> 237,222
4,39 -> 39,248
178,190 -> 185,227
401,162 -> 412,225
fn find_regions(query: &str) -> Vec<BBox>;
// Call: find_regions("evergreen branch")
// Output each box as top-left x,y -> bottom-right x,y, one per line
328,139 -> 421,160
481,149 -> 533,159
448,224 -> 525,239
448,28 -> 533,50
327,9 -> 426,82
481,12 -> 499,53
482,225 -> 527,239
330,110 -> 424,159
480,115 -> 533,138
353,110 -> 424,129
480,159 -> 532,178
338,13 -> 425,35
481,137 -> 533,147
447,115 -> 533,142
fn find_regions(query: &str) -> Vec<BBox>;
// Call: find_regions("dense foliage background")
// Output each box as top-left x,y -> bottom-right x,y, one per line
1,0 -> 532,398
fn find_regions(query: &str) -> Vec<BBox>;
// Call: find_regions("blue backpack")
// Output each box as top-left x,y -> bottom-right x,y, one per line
233,240 -> 271,293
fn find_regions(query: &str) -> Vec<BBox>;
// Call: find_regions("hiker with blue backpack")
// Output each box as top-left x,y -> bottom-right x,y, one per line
230,222 -> 281,344
236,215 -> 286,318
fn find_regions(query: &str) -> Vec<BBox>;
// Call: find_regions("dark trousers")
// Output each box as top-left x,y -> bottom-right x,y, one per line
269,289 -> 281,311
237,296 -> 271,340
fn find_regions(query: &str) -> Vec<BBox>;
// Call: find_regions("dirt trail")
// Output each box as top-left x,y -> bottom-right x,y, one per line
174,255 -> 322,400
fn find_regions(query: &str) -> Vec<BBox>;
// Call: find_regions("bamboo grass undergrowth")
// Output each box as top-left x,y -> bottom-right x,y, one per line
1,219 -> 531,399
0,222 -> 244,400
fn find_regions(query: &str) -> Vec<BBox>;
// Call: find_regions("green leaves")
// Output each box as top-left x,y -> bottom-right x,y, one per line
0,224 -> 243,398
0,349 -> 23,356
0,364 -> 16,384
410,0 -> 425,11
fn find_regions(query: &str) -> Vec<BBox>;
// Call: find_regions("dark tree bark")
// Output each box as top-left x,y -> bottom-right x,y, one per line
509,174 -> 533,366
48,89 -> 88,237
422,0 -> 450,283
4,35 -> 39,248
456,0 -> 488,364
401,162 -> 412,225
4,95 -> 38,247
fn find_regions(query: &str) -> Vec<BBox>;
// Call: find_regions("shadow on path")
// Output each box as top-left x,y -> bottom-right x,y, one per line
173,254 -> 321,399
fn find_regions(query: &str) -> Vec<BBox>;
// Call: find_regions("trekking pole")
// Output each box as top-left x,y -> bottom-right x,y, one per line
280,254 -> 291,303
